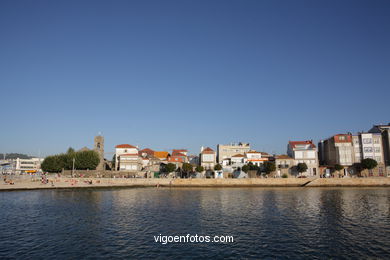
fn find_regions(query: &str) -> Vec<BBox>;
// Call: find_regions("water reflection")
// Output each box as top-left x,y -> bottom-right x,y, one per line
1,188 -> 390,259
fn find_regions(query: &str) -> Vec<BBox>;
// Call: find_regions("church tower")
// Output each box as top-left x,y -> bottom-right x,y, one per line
94,135 -> 104,171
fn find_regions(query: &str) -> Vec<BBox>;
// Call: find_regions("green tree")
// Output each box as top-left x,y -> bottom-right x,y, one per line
334,164 -> 344,176
214,164 -> 222,171
112,154 -> 116,170
75,150 -> 100,170
182,163 -> 193,173
67,147 -> 75,154
195,165 -> 204,173
241,164 -> 249,173
361,158 -> 378,171
263,161 -> 276,175
296,163 -> 308,175
41,155 -> 63,173
165,163 -> 176,173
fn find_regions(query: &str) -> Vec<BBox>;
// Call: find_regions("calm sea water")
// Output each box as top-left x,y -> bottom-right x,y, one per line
1,187 -> 390,259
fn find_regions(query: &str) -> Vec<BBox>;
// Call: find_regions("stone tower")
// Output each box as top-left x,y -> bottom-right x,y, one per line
94,135 -> 105,171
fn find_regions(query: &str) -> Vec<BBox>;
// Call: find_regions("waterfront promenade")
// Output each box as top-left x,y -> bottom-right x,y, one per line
1,177 -> 390,191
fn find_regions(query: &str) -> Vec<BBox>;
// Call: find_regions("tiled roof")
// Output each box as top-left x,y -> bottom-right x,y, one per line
289,140 -> 316,149
154,151 -> 169,159
232,154 -> 244,157
202,147 -> 215,154
116,144 -> 137,149
246,150 -> 261,154
275,155 -> 293,160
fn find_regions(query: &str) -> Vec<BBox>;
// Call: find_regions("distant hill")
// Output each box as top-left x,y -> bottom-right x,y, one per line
0,153 -> 33,159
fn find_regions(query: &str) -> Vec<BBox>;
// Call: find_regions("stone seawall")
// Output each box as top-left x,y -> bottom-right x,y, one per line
306,177 -> 390,187
1,177 -> 390,191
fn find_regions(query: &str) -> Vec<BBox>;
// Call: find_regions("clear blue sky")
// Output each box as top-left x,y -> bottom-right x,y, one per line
1,0 -> 389,158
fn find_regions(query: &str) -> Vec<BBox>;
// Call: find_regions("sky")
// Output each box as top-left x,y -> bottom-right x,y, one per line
0,0 -> 389,158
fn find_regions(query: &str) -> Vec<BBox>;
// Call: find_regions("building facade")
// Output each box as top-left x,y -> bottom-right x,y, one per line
352,132 -> 386,176
115,144 -> 140,171
287,140 -> 319,176
217,142 -> 250,163
200,147 -> 216,170
15,158 -> 44,173
369,123 -> 390,171
245,150 -> 268,166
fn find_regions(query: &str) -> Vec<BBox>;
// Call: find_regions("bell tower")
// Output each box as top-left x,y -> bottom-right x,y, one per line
94,135 -> 104,171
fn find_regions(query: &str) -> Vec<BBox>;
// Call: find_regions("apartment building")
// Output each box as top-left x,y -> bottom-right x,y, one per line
369,123 -> 390,169
287,140 -> 319,176
352,132 -> 386,176
319,134 -> 354,165
217,142 -> 250,163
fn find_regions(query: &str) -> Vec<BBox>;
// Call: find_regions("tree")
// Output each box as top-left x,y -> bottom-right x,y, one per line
165,163 -> 176,173
242,164 -> 250,173
214,164 -> 222,171
67,147 -> 75,154
296,163 -> 308,175
361,158 -> 378,171
334,164 -> 344,176
263,162 -> 276,175
75,150 -> 100,170
182,163 -> 193,174
195,165 -> 204,173
112,154 -> 116,170
41,155 -> 63,173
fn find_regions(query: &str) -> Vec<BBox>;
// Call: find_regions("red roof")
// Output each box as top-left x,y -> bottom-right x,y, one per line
116,144 -> 137,149
168,157 -> 184,162
232,154 -> 244,157
202,147 -> 215,154
289,140 -> 316,149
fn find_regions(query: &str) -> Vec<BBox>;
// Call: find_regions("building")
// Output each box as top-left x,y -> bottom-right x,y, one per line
217,142 -> 250,163
274,155 -> 295,177
287,140 -> 319,176
200,147 -> 216,170
230,154 -> 246,168
94,135 -> 105,171
154,151 -> 170,161
318,134 -> 354,175
352,132 -> 386,176
15,157 -> 44,173
171,149 -> 188,163
115,144 -> 140,171
369,123 -> 390,171
245,150 -> 268,166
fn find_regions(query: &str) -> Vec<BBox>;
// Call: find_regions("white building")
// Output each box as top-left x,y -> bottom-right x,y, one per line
245,150 -> 268,166
115,144 -> 140,171
217,142 -> 250,163
200,147 -> 216,170
287,140 -> 319,176
353,133 -> 384,164
16,158 -> 44,173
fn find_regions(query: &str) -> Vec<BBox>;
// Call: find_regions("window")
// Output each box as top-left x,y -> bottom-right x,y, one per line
375,147 -> 381,153
363,138 -> 372,144
364,147 -> 372,153
373,138 -> 380,144
339,136 -> 346,141
375,157 -> 381,163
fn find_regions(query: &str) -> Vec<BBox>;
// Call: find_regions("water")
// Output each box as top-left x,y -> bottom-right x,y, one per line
1,187 -> 390,259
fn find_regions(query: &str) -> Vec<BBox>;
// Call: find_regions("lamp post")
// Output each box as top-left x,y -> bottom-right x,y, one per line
72,158 -> 75,177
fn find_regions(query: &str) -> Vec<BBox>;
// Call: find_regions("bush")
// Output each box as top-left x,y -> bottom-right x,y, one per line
282,174 -> 288,178
214,164 -> 222,171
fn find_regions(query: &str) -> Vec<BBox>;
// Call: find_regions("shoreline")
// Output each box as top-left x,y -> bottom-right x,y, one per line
1,177 -> 390,191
